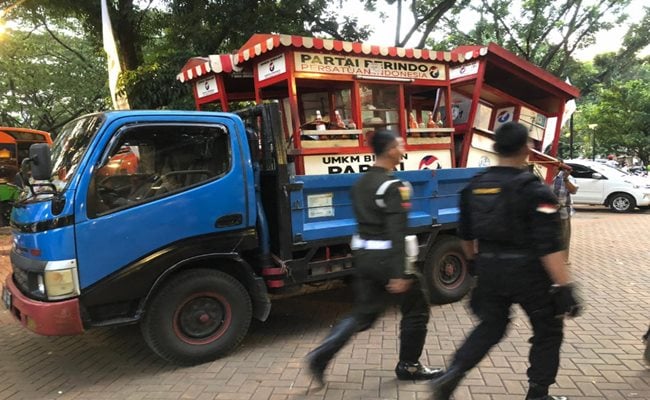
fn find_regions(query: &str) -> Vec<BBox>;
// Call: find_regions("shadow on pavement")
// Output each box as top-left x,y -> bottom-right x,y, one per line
0,284 -> 356,395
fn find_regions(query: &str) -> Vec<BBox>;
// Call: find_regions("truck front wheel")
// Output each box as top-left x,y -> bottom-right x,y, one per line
141,269 -> 252,365
423,236 -> 472,304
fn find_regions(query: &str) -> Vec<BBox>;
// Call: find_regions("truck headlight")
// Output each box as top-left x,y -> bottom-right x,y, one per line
44,259 -> 80,299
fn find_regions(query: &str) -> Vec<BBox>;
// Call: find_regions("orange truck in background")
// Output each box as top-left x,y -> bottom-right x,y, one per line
0,127 -> 52,225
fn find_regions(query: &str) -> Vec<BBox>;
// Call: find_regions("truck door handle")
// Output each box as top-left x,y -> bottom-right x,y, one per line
215,214 -> 243,228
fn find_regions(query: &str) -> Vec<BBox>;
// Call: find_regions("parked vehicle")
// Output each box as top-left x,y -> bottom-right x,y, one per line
565,159 -> 650,212
627,165 -> 648,177
0,127 -> 52,225
2,104 -> 480,365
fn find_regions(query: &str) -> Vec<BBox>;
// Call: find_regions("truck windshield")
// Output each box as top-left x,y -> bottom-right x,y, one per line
50,115 -> 104,191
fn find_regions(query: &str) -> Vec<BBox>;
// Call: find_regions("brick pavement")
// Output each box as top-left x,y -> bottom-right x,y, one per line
1,208 -> 649,400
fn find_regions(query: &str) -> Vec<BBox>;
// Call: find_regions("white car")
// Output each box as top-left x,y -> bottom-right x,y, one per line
565,159 -> 650,212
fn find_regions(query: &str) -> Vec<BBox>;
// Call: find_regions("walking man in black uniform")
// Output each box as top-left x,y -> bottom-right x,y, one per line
430,122 -> 582,400
306,130 -> 443,387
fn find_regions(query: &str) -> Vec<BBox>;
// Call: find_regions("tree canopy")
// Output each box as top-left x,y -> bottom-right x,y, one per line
1,0 -> 649,166
0,13 -> 106,131
0,0 -> 372,129
570,62 -> 650,164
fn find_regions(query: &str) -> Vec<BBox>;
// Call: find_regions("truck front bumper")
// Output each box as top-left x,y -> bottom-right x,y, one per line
2,275 -> 84,336
638,192 -> 650,207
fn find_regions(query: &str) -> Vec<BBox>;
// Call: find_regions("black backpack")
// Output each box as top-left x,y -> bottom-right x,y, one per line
468,171 -> 539,245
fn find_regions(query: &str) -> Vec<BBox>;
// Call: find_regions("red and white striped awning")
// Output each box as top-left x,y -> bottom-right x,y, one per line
177,34 -> 489,82
235,34 -> 488,65
176,54 -> 241,83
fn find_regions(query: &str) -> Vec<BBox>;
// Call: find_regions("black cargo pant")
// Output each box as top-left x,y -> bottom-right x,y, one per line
312,248 -> 431,365
453,254 -> 564,387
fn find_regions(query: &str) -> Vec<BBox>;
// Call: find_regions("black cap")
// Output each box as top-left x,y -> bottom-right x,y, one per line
493,122 -> 529,156
371,129 -> 398,156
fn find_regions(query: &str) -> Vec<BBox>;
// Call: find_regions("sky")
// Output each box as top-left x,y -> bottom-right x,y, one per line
341,0 -> 649,61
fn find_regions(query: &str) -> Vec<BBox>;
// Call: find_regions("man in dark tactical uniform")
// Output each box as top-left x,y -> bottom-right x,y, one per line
430,122 -> 582,400
306,130 -> 443,387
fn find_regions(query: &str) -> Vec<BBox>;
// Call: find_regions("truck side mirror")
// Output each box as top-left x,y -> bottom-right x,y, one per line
29,143 -> 52,180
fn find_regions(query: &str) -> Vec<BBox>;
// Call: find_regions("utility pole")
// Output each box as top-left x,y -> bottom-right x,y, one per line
589,124 -> 598,160
569,114 -> 574,159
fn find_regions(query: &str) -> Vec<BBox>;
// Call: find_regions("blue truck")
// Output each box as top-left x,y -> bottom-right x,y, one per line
2,103 -> 477,365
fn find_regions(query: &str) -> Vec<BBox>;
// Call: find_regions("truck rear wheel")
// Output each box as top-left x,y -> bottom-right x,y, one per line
423,235 -> 472,304
141,269 -> 252,365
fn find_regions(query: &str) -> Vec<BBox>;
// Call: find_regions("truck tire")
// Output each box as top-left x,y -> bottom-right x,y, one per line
608,193 -> 635,212
423,235 -> 472,304
141,269 -> 252,365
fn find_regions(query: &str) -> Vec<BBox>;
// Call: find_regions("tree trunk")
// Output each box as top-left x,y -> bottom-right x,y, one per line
115,0 -> 141,71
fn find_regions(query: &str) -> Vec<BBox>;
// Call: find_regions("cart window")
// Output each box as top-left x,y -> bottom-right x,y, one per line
360,83 -> 400,144
519,107 -> 547,141
405,87 -> 450,143
450,91 -> 471,125
475,103 -> 493,131
299,88 -> 359,146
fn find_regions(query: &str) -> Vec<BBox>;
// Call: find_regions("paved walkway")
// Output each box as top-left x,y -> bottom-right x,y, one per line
1,207 -> 649,399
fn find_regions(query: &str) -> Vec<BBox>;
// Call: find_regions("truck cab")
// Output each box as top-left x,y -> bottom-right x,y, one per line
5,110 -> 269,364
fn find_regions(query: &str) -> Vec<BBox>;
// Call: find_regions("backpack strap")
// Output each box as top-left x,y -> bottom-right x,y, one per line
508,172 -> 539,193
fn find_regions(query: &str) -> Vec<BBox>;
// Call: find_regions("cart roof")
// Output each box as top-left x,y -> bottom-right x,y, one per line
177,33 -> 486,83
177,34 -> 579,102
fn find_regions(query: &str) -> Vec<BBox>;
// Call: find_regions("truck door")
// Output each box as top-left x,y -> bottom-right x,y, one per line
74,120 -> 251,289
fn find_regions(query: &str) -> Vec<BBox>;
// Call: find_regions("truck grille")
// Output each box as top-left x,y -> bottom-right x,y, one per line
13,267 -> 29,290
10,249 -> 47,301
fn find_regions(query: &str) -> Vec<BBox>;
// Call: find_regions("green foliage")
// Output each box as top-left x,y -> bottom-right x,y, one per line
120,62 -> 194,110
435,0 -> 642,78
0,18 -> 106,132
0,0 -> 373,116
569,62 -> 650,164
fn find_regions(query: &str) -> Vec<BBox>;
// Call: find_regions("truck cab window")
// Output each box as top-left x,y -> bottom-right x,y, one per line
88,124 -> 231,217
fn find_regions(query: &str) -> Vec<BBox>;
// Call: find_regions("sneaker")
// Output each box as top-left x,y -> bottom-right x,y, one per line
395,361 -> 443,380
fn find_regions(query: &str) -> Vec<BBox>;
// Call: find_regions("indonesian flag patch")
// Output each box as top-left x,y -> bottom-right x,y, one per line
536,203 -> 558,214
399,185 -> 411,209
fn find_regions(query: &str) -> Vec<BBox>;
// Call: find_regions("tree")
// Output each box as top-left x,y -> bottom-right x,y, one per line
436,0 -> 648,79
570,7 -> 650,96
361,0 -> 470,47
0,0 -> 373,111
573,66 -> 650,164
0,16 -> 106,132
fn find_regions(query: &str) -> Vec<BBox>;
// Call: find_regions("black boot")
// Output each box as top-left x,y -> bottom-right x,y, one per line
429,365 -> 465,400
526,396 -> 568,400
395,361 -> 443,380
306,317 -> 358,387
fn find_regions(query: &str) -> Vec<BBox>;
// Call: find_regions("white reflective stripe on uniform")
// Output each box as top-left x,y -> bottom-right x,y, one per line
350,234 -> 392,250
375,179 -> 401,208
